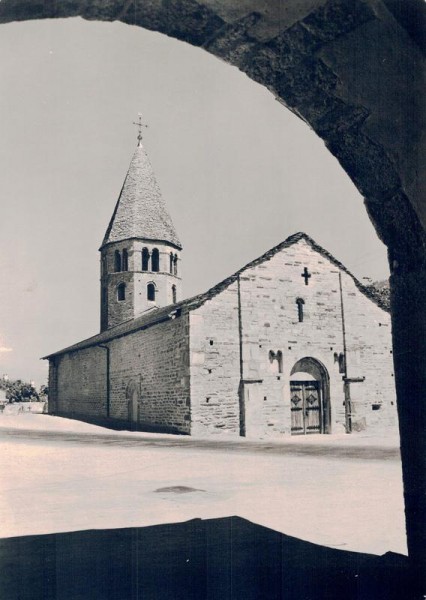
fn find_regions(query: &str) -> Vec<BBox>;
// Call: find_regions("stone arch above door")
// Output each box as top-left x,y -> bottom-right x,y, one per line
290,357 -> 331,434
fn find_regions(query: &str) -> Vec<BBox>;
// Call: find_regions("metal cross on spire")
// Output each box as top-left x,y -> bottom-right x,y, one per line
133,113 -> 148,146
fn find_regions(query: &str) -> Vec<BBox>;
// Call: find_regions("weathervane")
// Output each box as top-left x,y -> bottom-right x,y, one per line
133,113 -> 148,145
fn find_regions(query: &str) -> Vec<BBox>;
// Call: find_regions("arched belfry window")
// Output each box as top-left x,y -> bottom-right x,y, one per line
169,252 -> 174,274
173,254 -> 178,276
296,298 -> 305,322
172,284 -> 177,304
114,250 -> 122,273
147,283 -> 156,302
142,248 -> 150,272
122,249 -> 128,272
117,283 -> 126,301
152,248 -> 160,272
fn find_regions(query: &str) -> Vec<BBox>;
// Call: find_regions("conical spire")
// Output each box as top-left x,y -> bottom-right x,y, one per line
101,142 -> 181,249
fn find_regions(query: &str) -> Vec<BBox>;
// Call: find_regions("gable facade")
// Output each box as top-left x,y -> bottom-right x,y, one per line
189,238 -> 397,437
47,237 -> 397,437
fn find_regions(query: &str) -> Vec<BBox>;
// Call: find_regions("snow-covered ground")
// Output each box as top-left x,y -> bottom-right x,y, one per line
0,413 -> 407,557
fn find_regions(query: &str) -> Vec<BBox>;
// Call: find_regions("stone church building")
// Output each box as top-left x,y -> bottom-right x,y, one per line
45,138 -> 397,438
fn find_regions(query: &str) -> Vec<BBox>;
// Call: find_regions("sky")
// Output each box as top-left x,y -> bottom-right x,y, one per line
0,18 -> 389,386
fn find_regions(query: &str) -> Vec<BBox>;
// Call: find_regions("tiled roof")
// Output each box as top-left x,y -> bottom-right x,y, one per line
44,233 -> 389,359
101,143 -> 181,249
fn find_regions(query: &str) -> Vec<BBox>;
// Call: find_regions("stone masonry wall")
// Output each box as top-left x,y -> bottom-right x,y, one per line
108,312 -> 190,433
343,278 -> 397,431
190,238 -> 397,438
101,240 -> 182,330
50,312 -> 190,433
48,359 -> 59,413
54,346 -> 107,417
238,238 -> 397,436
238,239 -> 346,437
189,283 -> 241,436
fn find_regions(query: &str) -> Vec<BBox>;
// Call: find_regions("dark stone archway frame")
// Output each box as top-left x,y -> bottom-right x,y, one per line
1,0 -> 425,588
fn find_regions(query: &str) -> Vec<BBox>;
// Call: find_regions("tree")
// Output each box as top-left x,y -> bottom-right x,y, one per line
3,379 -> 40,403
365,279 -> 390,310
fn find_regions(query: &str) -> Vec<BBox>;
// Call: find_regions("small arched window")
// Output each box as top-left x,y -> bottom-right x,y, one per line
114,250 -> 122,273
147,283 -> 156,302
172,284 -> 177,304
142,248 -> 150,272
117,283 -> 126,301
276,350 -> 283,373
169,252 -> 174,274
122,249 -> 128,272
173,254 -> 178,276
269,350 -> 283,374
296,298 -> 305,322
152,248 -> 160,272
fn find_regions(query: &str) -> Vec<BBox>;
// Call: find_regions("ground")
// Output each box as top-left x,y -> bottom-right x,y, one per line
0,411 -> 407,558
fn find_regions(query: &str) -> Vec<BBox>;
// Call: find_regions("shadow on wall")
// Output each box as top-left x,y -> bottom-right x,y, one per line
0,516 -> 412,600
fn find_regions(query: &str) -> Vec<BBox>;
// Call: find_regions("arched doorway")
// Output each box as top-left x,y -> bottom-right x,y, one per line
290,357 -> 330,435
126,379 -> 140,428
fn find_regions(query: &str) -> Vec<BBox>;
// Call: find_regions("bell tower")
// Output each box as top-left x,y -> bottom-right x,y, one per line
99,119 -> 182,331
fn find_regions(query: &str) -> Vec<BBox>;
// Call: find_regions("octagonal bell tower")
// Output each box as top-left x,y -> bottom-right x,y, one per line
99,124 -> 182,331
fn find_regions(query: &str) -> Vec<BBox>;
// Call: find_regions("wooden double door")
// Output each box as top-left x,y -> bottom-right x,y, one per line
290,380 -> 323,435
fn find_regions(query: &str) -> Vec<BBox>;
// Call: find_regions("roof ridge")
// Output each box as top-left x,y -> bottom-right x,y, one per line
183,231 -> 389,312
44,232 -> 388,359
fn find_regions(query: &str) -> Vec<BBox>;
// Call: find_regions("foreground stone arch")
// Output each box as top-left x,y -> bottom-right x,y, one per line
1,0 -> 425,587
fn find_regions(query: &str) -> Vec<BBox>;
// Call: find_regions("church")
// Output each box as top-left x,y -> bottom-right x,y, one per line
45,132 -> 397,438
